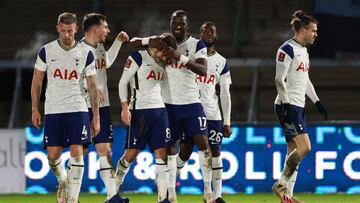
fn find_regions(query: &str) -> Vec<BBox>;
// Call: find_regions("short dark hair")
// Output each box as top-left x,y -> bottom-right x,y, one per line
171,10 -> 189,24
290,10 -> 318,32
82,13 -> 107,32
160,33 -> 177,50
57,12 -> 77,25
200,21 -> 216,32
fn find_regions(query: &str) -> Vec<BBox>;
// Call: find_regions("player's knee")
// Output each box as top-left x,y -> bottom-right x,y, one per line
210,147 -> 220,157
303,144 -> 311,156
47,153 -> 61,161
193,135 -> 210,151
154,148 -> 168,160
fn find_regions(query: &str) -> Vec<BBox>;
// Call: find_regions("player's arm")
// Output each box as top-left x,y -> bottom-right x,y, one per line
118,53 -> 141,126
106,31 -> 129,68
219,62 -> 232,137
31,69 -> 45,129
84,51 -> 100,136
274,48 -> 292,104
306,78 -> 328,119
31,47 -> 47,129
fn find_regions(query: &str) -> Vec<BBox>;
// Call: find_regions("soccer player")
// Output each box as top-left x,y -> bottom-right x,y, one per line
79,13 -> 129,202
115,33 -> 178,203
195,22 -> 232,203
161,10 -> 214,203
272,10 -> 328,203
31,12 -> 100,203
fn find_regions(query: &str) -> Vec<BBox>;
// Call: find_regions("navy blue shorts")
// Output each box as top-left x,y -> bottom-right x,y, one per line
275,104 -> 307,142
207,120 -> 223,150
125,108 -> 169,152
165,103 -> 208,146
44,112 -> 91,148
88,106 -> 113,144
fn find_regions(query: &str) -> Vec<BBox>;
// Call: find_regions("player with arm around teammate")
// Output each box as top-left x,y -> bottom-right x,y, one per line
31,12 -> 100,203
272,10 -> 328,203
115,33 -> 178,203
79,13 -> 129,203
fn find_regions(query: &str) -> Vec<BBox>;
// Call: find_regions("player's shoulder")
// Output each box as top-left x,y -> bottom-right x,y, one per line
129,50 -> 145,67
214,52 -> 227,62
278,39 -> 295,59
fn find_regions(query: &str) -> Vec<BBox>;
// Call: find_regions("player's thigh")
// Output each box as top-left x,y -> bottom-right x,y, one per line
149,108 -> 170,153
124,109 -> 149,152
44,114 -> 65,149
65,112 -> 92,146
91,106 -> 114,145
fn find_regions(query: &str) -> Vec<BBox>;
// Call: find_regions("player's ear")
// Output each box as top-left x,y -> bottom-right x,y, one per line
56,25 -> 60,33
75,25 -> 79,33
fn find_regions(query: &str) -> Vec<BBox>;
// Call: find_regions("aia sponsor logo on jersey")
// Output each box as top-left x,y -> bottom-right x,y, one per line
296,62 -> 309,72
146,70 -> 163,81
278,52 -> 285,62
197,73 -> 215,84
166,59 -> 187,69
53,68 -> 78,80
95,58 -> 106,69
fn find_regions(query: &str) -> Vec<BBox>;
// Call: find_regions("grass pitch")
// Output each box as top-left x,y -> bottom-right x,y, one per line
0,193 -> 359,203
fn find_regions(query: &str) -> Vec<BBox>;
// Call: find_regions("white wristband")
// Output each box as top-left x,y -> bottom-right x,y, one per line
223,120 -> 231,126
179,55 -> 190,64
141,37 -> 150,46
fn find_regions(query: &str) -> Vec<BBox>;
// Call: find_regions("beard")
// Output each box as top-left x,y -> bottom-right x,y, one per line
204,39 -> 216,47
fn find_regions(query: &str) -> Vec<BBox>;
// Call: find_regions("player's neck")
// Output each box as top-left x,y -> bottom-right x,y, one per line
293,35 -> 306,47
176,34 -> 190,44
84,34 -> 98,48
207,47 -> 216,55
58,39 -> 76,50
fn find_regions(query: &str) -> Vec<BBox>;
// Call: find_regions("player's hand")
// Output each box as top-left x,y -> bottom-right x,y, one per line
31,109 -> 42,129
163,46 -> 181,61
121,109 -> 131,126
315,101 -> 328,120
91,116 -> 100,137
223,125 -> 232,138
98,89 -> 104,104
117,31 -> 129,42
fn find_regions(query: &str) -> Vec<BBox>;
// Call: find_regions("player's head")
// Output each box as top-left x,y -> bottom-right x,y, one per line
149,33 -> 177,65
290,10 -> 318,45
82,13 -> 110,43
56,12 -> 78,46
170,10 -> 190,41
200,22 -> 217,48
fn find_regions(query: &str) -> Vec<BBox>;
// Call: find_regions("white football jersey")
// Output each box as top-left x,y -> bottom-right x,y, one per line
80,41 -> 110,108
119,50 -> 165,109
275,39 -> 310,107
162,36 -> 207,105
34,39 -> 96,114
198,52 -> 231,120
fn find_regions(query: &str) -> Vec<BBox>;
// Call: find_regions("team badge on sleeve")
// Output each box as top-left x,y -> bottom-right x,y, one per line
278,52 -> 285,62
124,58 -> 132,70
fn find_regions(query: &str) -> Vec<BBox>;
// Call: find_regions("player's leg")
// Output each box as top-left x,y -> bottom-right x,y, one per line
44,114 -> 67,203
177,138 -> 195,175
208,120 -> 225,203
66,112 -> 91,203
149,108 -> 171,203
165,105 -> 182,203
91,106 -> 117,199
286,141 -> 298,197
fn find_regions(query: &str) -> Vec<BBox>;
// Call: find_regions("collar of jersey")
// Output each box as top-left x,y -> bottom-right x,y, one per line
178,35 -> 190,45
83,39 -> 98,49
292,38 -> 306,47
207,51 -> 217,57
57,39 -> 78,51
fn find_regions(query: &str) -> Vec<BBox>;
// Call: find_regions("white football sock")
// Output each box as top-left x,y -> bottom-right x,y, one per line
99,155 -> 117,198
176,155 -> 186,176
67,156 -> 84,203
115,156 -> 131,191
199,150 -> 212,194
48,158 -> 66,183
279,149 -> 301,184
167,154 -> 177,202
212,156 -> 223,199
155,158 -> 169,202
288,166 -> 299,196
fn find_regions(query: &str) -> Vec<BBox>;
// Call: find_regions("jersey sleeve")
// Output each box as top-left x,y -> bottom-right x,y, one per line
275,44 -> 293,103
84,51 -> 96,76
118,52 -> 141,102
194,40 -> 207,59
306,78 -> 320,103
34,46 -> 47,71
219,61 -> 232,85
106,40 -> 123,69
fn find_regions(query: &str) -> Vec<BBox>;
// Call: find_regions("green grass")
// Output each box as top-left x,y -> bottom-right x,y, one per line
0,193 -> 359,203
